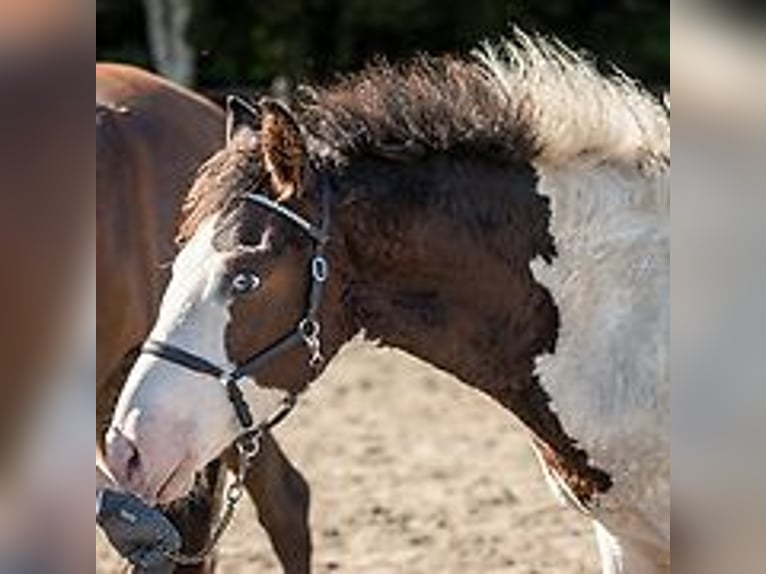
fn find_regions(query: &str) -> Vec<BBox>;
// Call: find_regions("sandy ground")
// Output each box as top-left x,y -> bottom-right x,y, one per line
97,343 -> 598,573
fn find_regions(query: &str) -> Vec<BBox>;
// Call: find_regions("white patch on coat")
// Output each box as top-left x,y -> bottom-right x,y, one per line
478,29 -> 671,572
530,160 -> 670,567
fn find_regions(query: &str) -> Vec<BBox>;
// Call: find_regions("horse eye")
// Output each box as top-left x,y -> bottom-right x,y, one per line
231,272 -> 261,295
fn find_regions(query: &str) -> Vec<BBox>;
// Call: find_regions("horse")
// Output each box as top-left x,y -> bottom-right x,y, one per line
96,63 -> 311,573
107,32 -> 670,573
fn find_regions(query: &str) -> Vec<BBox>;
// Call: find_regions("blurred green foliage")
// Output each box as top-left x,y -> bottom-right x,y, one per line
97,0 -> 668,88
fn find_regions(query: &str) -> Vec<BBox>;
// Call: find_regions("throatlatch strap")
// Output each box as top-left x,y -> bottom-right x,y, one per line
242,193 -> 328,244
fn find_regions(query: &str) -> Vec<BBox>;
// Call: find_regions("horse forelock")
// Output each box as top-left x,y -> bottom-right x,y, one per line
176,138 -> 263,246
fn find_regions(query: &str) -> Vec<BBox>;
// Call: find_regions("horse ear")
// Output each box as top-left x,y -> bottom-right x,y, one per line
225,95 -> 260,143
258,98 -> 306,200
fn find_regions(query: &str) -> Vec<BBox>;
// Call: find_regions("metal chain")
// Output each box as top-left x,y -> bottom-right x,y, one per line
161,441 -> 258,566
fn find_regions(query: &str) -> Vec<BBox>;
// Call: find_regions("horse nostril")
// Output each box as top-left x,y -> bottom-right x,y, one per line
125,444 -> 142,484
106,429 -> 144,490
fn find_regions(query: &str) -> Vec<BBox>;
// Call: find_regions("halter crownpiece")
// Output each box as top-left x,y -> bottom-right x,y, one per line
242,192 -> 329,244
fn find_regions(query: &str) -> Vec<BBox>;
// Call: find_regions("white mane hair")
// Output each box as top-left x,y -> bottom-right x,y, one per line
476,29 -> 670,172
488,31 -> 672,567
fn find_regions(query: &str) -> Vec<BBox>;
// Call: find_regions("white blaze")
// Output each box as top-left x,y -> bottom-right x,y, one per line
110,216 -> 286,502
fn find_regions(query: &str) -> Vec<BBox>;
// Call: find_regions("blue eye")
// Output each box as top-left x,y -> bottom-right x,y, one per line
231,272 -> 261,294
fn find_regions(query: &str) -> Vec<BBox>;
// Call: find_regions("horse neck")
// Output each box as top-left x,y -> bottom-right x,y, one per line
328,152 -> 613,498
331,155 -> 550,427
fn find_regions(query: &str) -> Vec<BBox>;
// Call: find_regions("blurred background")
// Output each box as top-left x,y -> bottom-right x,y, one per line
96,0 -> 669,97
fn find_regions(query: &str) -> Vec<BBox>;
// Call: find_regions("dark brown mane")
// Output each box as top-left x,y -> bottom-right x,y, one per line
299,34 -> 669,170
178,34 -> 669,244
178,55 -> 538,245
177,137 -> 264,244
298,56 -> 538,166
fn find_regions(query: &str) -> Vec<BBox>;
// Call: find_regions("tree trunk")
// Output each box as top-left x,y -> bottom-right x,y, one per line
142,0 -> 195,86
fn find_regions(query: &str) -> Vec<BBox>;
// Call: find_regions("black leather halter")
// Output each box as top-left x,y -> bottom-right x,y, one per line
141,175 -> 332,458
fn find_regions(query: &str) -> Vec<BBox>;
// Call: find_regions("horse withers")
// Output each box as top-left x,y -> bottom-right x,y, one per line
97,63 -> 311,573
108,33 -> 669,573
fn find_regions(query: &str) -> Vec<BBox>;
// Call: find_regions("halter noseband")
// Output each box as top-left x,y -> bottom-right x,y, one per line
141,174 -> 333,460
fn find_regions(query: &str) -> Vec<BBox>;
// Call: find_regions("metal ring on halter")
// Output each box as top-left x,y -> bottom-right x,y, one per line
298,317 -> 321,340
312,255 -> 329,282
236,431 -> 262,458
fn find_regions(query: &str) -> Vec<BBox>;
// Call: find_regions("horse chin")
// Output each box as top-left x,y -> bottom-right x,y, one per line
154,454 -> 198,506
